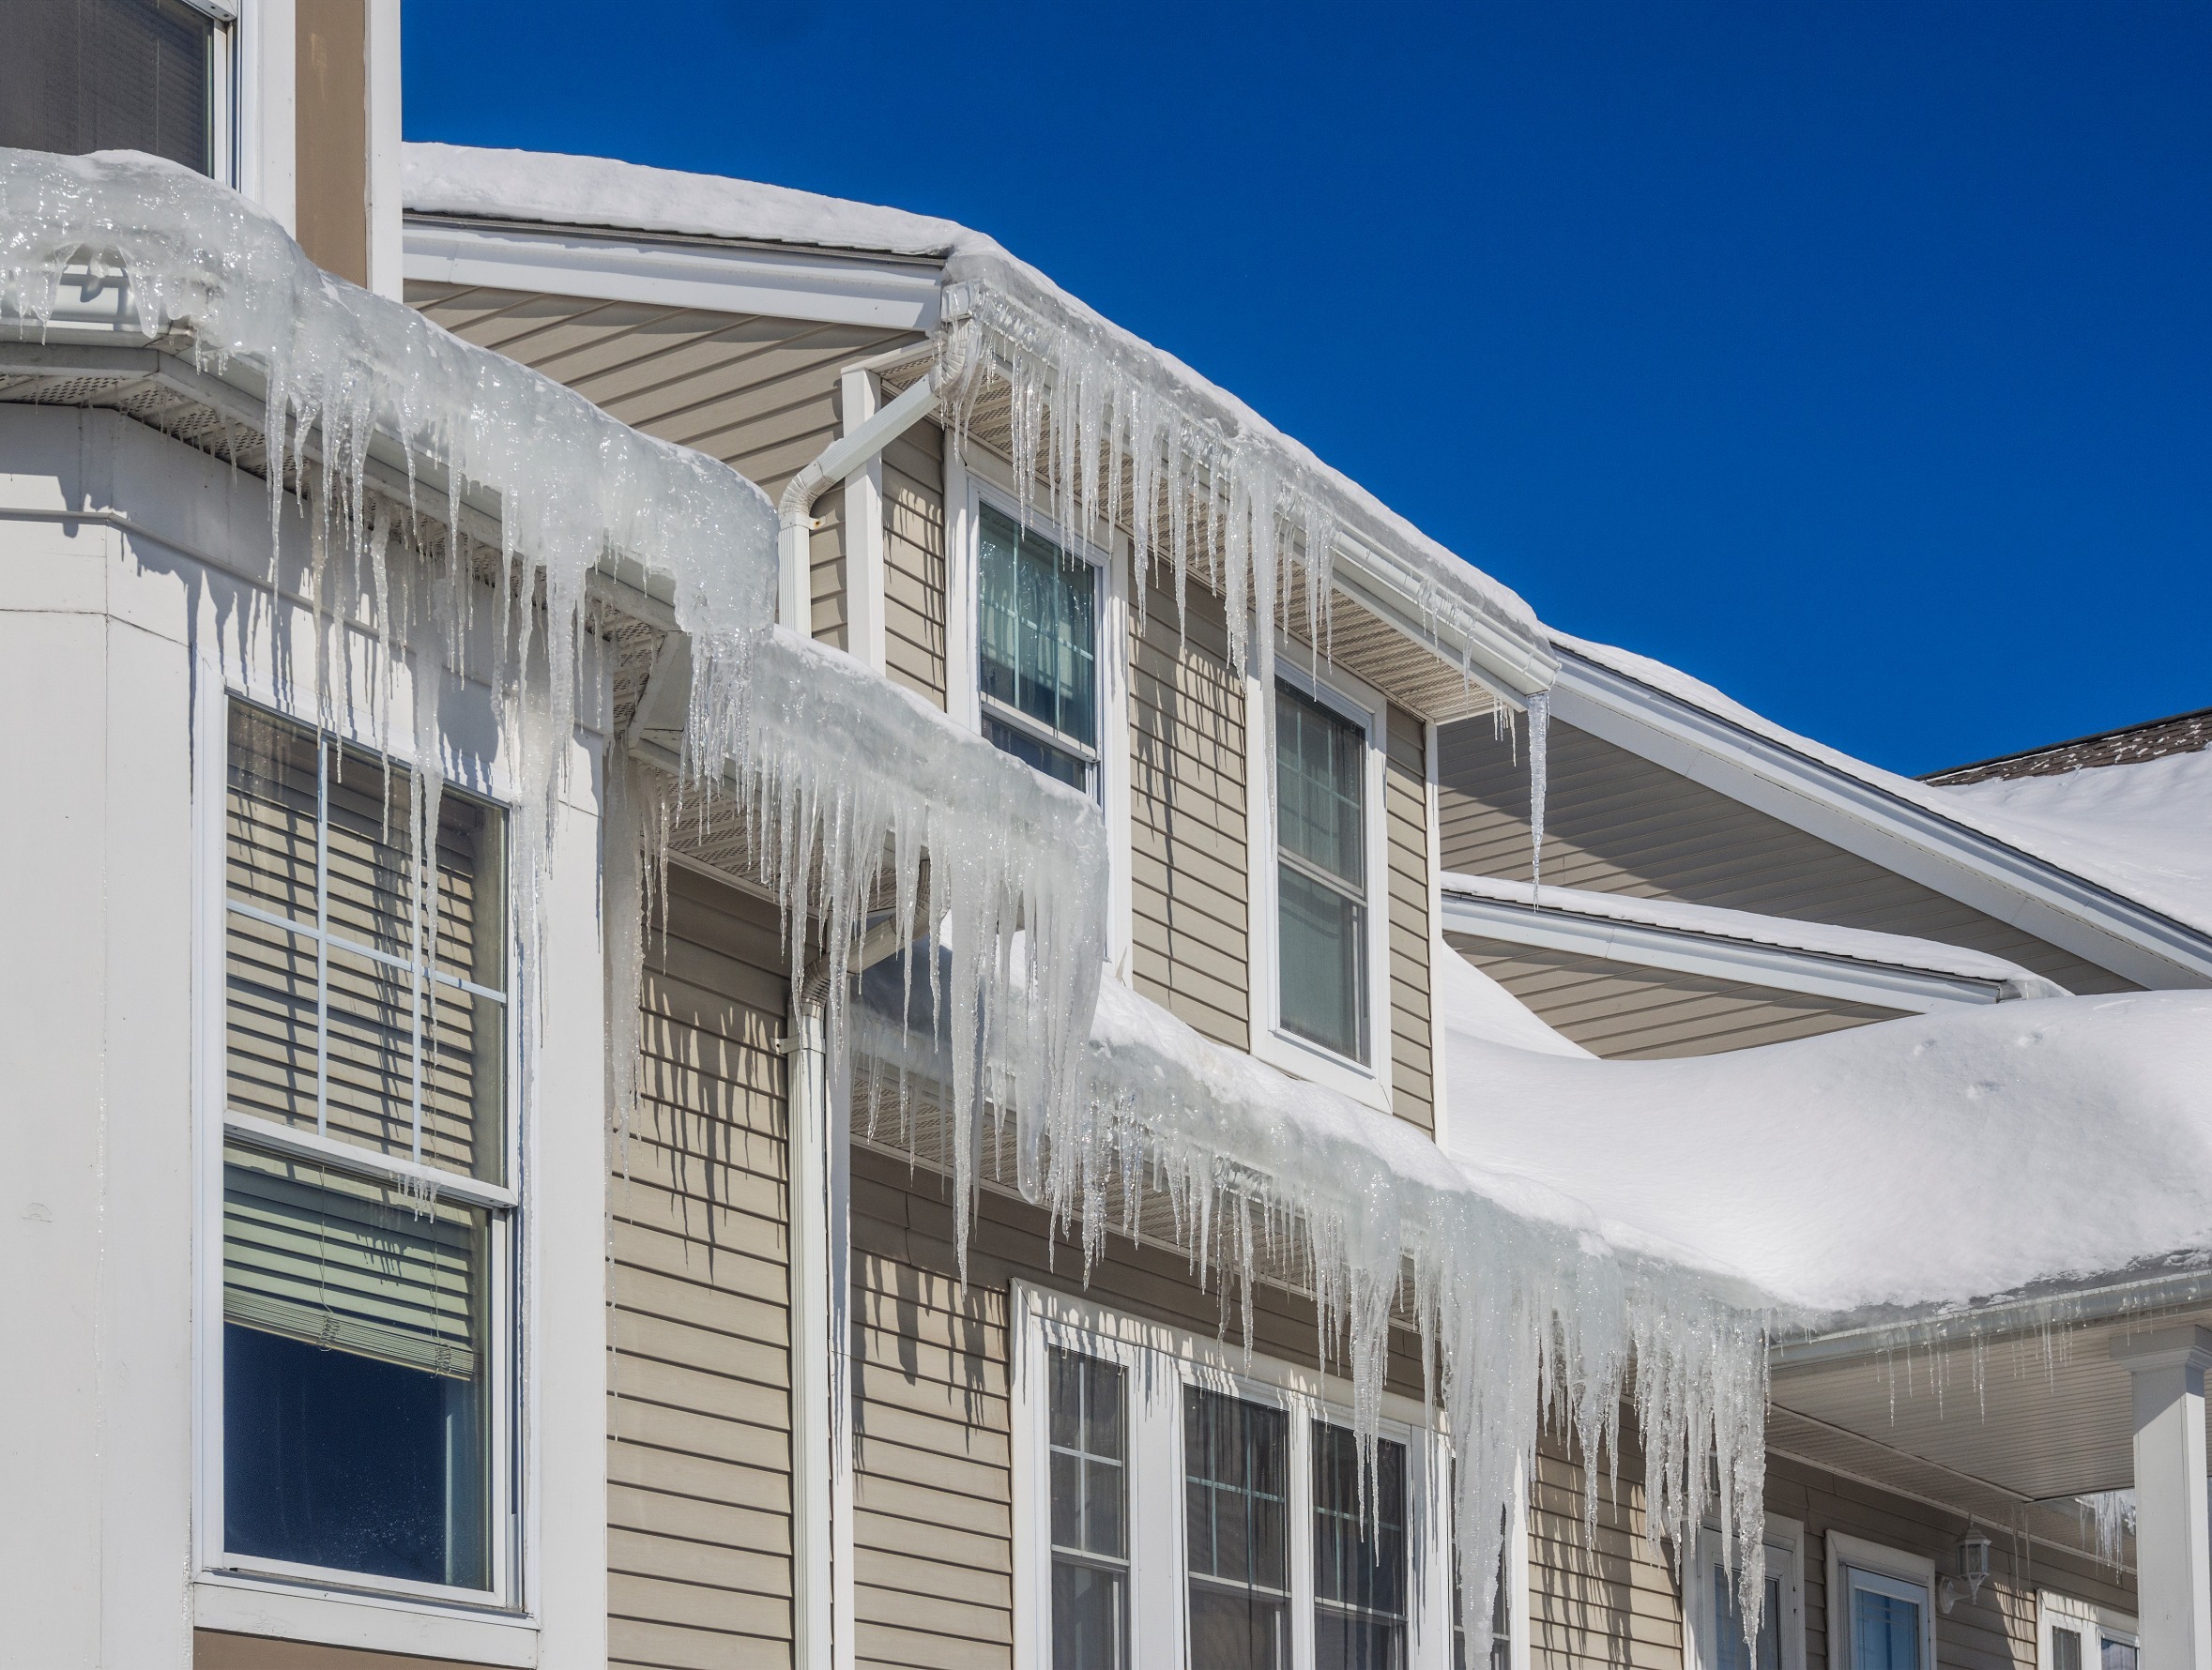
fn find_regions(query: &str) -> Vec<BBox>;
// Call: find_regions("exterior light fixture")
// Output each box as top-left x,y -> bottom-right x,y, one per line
1956,1526 -> 1994,1603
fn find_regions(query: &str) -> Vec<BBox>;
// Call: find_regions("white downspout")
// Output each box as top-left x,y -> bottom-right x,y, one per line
786,969 -> 834,1670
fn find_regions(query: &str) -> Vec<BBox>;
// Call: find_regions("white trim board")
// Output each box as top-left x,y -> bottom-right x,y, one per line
403,218 -> 944,330
1440,888 -> 2028,1013
1551,649 -> 2212,990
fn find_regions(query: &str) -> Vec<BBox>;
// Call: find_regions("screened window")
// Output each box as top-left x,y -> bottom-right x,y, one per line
220,701 -> 509,1593
979,501 -> 1098,792
1314,1423 -> 1407,1670
0,0 -> 218,175
1714,1562 -> 1783,1670
1050,1349 -> 1130,1670
2052,1631 -> 2082,1670
1275,682 -> 1369,1063
1841,1569 -> 1926,1670
1185,1387 -> 1290,1670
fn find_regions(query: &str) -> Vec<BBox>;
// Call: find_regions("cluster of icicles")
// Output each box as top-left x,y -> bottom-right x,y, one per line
0,147 -> 1770,1658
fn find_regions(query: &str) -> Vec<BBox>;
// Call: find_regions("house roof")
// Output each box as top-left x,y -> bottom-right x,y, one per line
1924,705 -> 2212,784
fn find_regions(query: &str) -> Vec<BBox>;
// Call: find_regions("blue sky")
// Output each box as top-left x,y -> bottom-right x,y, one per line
405,1 -> 2210,775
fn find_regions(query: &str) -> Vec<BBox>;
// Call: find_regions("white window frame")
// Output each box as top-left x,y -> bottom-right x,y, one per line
2038,1589 -> 2138,1670
1246,646 -> 1396,1112
191,677 -> 528,1624
1010,1281 -> 1490,1670
1686,1513 -> 1806,1670
1825,1532 -> 1937,1670
946,449 -> 1135,978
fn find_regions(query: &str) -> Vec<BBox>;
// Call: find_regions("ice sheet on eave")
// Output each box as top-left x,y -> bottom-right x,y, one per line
1442,871 -> 2067,994
400,143 -> 1544,650
1555,631 -> 2212,942
1433,940 -> 2212,1315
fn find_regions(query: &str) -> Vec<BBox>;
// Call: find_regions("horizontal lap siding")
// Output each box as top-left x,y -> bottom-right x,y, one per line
404,281 -> 923,657
1435,717 -> 2132,998
1763,1455 -> 2133,1670
847,1149 -> 1430,1670
1530,1438 -> 1684,1670
1385,705 -> 1433,1131
1129,575 -> 1249,1049
611,865 -> 793,1668
883,421 -> 947,707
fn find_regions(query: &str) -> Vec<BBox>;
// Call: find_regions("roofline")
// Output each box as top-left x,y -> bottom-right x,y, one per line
1921,703 -> 2212,782
1439,883 -> 2040,1014
1550,646 -> 2212,989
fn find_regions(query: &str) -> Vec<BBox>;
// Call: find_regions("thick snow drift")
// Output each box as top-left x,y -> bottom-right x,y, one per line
1436,980 -> 2212,1315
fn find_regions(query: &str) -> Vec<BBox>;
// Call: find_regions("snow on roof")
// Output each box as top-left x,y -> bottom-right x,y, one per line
1557,633 -> 2212,944
1442,871 -> 2067,996
1436,986 -> 2212,1315
1433,934 -> 1592,1057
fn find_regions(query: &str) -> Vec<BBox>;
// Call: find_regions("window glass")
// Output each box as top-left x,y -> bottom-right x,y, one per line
1184,1386 -> 1290,1670
1716,1564 -> 1783,1670
1049,1349 -> 1129,1670
2052,1630 -> 2082,1670
221,703 -> 507,1592
1851,1585 -> 1922,1670
2100,1640 -> 2137,1670
979,503 -> 1097,786
1313,1423 -> 1407,1670
0,0 -> 216,175
1274,681 -> 1369,1063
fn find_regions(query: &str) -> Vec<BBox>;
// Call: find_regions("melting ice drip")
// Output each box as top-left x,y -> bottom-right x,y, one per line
0,147 -> 1776,1662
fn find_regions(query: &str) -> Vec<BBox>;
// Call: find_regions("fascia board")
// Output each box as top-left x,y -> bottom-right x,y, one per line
1551,653 -> 2212,991
402,218 -> 943,332
1440,889 -> 2002,1013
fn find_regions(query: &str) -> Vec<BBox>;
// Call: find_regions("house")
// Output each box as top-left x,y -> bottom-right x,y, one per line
4,8 -> 2210,1670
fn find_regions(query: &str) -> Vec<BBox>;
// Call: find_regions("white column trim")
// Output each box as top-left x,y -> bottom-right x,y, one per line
2113,1327 -> 2212,1670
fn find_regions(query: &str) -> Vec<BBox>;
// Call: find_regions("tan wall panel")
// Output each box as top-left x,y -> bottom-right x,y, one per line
1385,704 -> 1434,1131
1529,1437 -> 1685,1670
1446,934 -> 1908,1059
193,1632 -> 496,1670
1436,717 -> 2132,995
884,421 -> 948,706
295,0 -> 367,286
610,864 -> 794,1667
1128,573 -> 1249,1051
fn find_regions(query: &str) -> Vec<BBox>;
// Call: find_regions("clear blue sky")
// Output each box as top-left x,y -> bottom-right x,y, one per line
404,1 -> 2210,776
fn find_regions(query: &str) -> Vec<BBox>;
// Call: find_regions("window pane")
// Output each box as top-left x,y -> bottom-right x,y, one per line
1276,684 -> 1365,886
2101,1641 -> 2137,1670
979,504 -> 1096,756
1278,866 -> 1367,1062
985,715 -> 1090,790
1716,1566 -> 1783,1670
221,1145 -> 493,1588
1852,1587 -> 1922,1670
0,0 -> 215,175
1049,1350 -> 1128,1670
1314,1424 -> 1407,1670
226,705 -> 507,1183
2052,1629 -> 2082,1670
1186,1387 -> 1290,1670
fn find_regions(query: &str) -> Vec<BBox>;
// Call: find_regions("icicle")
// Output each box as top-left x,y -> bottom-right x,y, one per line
1525,689 -> 1550,905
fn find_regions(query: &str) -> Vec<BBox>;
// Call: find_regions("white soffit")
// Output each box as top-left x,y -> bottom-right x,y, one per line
1551,651 -> 2212,990
1440,886 -> 2018,1014
403,216 -> 945,331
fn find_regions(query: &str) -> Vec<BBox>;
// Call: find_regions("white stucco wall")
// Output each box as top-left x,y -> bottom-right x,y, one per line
0,403 -> 610,1668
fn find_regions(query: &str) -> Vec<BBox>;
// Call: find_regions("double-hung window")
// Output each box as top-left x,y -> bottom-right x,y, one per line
1184,1386 -> 1293,1667
1052,1349 -> 1132,1669
2039,1592 -> 2137,1670
1274,680 -> 1372,1066
1314,1422 -> 1409,1670
1688,1516 -> 1803,1670
978,500 -> 1100,793
1824,1535 -> 1932,1670
217,700 -> 512,1598
3,0 -> 224,176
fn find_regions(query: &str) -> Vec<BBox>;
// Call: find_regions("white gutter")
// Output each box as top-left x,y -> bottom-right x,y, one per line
777,362 -> 947,630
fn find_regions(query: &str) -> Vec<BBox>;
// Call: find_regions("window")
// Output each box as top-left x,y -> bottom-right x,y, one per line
1690,1517 -> 1804,1670
1824,1535 -> 1932,1670
1185,1386 -> 1292,1669
1014,1285 -> 1454,1670
978,501 -> 1099,791
2039,1591 -> 2137,1670
0,0 -> 221,175
218,701 -> 511,1597
1275,680 -> 1370,1064
1052,1349 -> 1131,1670
1314,1423 -> 1408,1670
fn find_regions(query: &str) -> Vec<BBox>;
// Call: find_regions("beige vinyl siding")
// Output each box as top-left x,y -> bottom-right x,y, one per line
1384,704 -> 1433,1131
194,1632 -> 492,1670
403,281 -> 923,654
610,865 -> 794,1667
1764,1454 -> 2134,1670
1129,567 -> 1250,1050
882,419 -> 948,706
847,1147 -> 1429,1670
1436,716 -> 2133,995
1529,1435 -> 1682,1670
1445,935 -> 1908,1059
